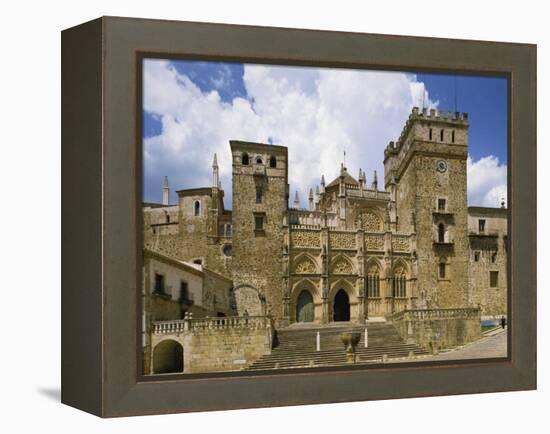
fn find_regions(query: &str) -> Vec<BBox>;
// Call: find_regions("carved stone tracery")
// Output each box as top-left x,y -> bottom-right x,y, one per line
295,258 -> 317,274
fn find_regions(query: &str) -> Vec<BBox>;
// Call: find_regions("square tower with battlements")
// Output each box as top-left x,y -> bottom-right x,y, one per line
384,107 -> 470,309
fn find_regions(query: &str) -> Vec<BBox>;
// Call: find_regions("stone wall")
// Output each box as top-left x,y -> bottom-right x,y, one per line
149,316 -> 274,374
391,307 -> 480,350
468,207 -> 508,316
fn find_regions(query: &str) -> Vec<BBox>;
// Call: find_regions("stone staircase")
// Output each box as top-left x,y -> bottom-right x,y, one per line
246,322 -> 428,371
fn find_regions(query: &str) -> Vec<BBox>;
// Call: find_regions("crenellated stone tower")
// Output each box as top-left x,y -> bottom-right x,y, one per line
384,107 -> 470,309
230,141 -> 289,321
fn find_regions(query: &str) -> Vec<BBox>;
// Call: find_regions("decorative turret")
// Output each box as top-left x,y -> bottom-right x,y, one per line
314,185 -> 320,208
212,153 -> 219,188
371,170 -> 378,191
293,190 -> 300,209
308,188 -> 314,211
162,176 -> 170,205
358,168 -> 366,192
320,175 -> 326,194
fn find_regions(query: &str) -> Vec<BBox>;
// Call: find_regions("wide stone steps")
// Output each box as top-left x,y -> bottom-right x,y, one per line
247,322 -> 428,371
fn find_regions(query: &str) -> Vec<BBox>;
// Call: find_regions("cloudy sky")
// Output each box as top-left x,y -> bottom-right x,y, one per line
142,59 -> 507,208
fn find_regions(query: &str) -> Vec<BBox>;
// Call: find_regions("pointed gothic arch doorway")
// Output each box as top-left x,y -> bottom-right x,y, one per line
296,290 -> 314,322
333,289 -> 350,322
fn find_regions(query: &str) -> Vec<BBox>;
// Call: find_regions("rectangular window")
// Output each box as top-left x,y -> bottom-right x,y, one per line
438,198 -> 446,211
429,128 -> 433,140
440,129 -> 444,141
478,219 -> 486,233
219,224 -> 225,236
255,215 -> 264,231
256,188 -> 262,203
439,263 -> 446,279
154,273 -> 164,294
474,251 -> 480,262
451,130 -> 455,143
490,271 -> 499,288
180,280 -> 189,301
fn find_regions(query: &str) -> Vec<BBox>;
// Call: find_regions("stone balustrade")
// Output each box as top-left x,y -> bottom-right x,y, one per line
152,315 -> 271,335
392,307 -> 480,322
391,307 -> 481,350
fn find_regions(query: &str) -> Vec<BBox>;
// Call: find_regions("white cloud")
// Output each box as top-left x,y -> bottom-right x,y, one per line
467,155 -> 507,207
143,59 -> 440,207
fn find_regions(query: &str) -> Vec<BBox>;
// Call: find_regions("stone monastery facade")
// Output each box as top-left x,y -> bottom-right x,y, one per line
143,107 -> 508,333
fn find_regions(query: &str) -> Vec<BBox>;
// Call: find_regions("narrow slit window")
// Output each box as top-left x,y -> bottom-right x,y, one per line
439,263 -> 446,279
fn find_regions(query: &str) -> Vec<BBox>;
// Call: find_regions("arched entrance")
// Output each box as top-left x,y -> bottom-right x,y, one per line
333,289 -> 350,322
153,340 -> 183,374
296,290 -> 314,322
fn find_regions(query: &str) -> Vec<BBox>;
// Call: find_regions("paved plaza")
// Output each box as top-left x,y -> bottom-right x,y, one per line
422,328 -> 507,361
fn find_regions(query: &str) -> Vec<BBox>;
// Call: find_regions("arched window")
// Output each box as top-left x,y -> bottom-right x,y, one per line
438,223 -> 446,243
269,156 -> 277,168
393,268 -> 407,298
367,266 -> 380,298
429,128 -> 433,140
242,152 -> 249,165
440,129 -> 444,141
165,211 -> 170,223
194,200 -> 200,216
451,130 -> 455,143
255,156 -> 263,164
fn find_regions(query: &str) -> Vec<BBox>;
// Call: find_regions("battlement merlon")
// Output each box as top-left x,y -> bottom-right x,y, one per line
384,107 -> 469,162
383,107 -> 469,187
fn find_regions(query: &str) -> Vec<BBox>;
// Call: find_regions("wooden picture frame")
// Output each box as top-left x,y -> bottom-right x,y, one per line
61,16 -> 536,417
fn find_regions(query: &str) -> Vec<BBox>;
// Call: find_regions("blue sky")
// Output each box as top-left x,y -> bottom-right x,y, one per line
143,59 -> 508,208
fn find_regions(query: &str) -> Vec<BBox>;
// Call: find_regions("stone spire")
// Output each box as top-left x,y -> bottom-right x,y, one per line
371,170 -> 378,191
308,188 -> 314,211
212,153 -> 219,188
162,176 -> 170,206
320,175 -> 326,194
293,190 -> 300,209
315,185 -> 320,204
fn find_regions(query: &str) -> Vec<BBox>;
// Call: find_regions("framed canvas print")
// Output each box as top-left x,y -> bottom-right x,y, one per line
61,16 -> 536,417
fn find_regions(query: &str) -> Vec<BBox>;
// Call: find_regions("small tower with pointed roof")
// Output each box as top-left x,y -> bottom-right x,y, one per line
293,190 -> 300,209
162,176 -> 170,205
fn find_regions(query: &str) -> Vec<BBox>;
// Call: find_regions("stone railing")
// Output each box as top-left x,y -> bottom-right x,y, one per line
152,315 -> 271,335
289,224 -> 322,230
391,307 -> 481,350
392,307 -> 480,322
